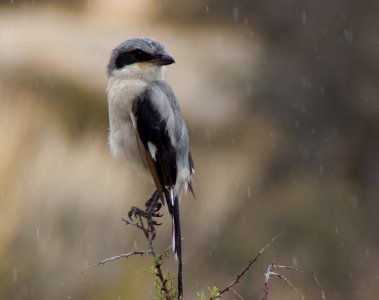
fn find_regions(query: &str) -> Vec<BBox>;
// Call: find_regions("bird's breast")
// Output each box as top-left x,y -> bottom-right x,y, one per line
107,77 -> 147,172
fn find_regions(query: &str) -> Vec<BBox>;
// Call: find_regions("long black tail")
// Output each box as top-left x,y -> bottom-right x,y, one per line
165,193 -> 183,299
173,196 -> 183,300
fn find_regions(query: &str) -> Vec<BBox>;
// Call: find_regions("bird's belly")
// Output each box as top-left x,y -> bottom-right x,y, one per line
109,121 -> 146,171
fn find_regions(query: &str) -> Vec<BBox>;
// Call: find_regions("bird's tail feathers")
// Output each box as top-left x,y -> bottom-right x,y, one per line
173,196 -> 183,298
166,193 -> 183,298
172,196 -> 181,260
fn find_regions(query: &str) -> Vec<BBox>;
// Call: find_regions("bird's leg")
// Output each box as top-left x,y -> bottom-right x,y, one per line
127,191 -> 162,240
145,191 -> 162,239
145,191 -> 162,215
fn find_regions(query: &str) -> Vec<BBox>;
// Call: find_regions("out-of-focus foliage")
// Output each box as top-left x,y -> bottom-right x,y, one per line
0,1 -> 378,299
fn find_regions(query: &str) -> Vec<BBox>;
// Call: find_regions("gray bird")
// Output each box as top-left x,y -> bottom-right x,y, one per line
106,38 -> 194,299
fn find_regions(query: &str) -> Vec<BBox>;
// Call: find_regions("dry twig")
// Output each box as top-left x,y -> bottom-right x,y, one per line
262,258 -> 304,300
83,209 -> 173,299
122,214 -> 173,299
216,235 -> 279,298
82,250 -> 152,273
313,273 -> 326,300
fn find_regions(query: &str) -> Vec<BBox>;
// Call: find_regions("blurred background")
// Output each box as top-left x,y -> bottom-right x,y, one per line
0,1 -> 378,299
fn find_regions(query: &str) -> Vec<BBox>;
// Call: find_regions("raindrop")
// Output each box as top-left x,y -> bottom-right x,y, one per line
292,257 -> 298,268
246,84 -> 252,96
247,186 -> 252,199
36,227 -> 40,241
319,165 -> 324,175
214,225 -> 219,234
301,77 -> 311,88
233,7 -> 239,22
205,5 -> 209,13
301,10 -> 307,24
320,86 -> 325,95
344,29 -> 353,44
12,267 -> 18,283
365,249 -> 370,258
335,227 -> 339,235
301,77 -> 307,88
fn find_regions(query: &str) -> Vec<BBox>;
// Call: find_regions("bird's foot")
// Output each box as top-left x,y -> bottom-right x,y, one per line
145,196 -> 163,214
127,206 -> 162,222
126,192 -> 163,240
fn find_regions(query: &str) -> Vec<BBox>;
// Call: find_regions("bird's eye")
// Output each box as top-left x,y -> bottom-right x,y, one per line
132,49 -> 153,62
114,49 -> 153,69
134,49 -> 144,57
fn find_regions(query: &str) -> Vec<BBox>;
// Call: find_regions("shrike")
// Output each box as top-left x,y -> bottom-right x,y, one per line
106,38 -> 194,299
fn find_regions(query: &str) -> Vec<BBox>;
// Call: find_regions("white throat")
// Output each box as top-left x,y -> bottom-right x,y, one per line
110,63 -> 166,82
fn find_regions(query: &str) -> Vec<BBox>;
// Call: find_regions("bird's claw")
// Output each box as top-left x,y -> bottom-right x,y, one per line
126,197 -> 163,241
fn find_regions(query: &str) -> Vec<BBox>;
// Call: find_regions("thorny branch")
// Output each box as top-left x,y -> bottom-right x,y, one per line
262,257 -> 304,300
313,273 -> 326,300
82,250 -> 152,273
84,204 -> 173,300
215,235 -> 279,298
122,213 -> 173,300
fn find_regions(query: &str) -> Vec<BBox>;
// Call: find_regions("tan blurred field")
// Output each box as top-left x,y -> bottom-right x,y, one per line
0,1 -> 378,299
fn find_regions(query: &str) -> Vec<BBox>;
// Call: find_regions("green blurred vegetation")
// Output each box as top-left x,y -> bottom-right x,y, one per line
0,1 -> 378,299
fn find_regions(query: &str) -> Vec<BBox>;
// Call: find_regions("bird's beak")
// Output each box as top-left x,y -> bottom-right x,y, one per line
152,53 -> 175,66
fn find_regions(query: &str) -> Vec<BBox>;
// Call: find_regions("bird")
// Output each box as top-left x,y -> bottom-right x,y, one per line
106,38 -> 194,299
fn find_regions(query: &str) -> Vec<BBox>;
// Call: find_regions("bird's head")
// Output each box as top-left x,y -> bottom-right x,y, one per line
107,38 -> 175,81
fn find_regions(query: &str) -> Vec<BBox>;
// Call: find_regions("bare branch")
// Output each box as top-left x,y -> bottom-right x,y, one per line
232,289 -> 244,300
216,235 -> 279,298
263,258 -> 304,300
124,208 -> 174,299
313,273 -> 326,300
82,250 -> 152,274
271,272 -> 304,300
273,264 -> 303,273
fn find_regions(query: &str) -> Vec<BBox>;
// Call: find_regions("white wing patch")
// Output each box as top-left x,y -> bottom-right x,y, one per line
147,141 -> 157,161
170,189 -> 174,206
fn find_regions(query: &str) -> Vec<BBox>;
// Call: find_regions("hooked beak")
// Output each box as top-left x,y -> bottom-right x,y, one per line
151,53 -> 175,66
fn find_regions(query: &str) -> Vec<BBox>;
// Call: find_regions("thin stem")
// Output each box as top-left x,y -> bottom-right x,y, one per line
216,235 -> 279,298
82,250 -> 151,274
